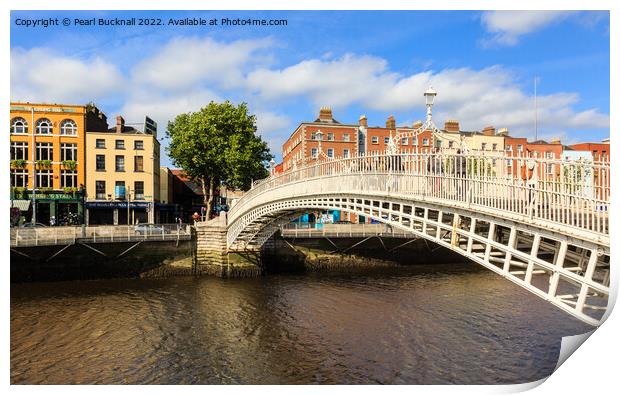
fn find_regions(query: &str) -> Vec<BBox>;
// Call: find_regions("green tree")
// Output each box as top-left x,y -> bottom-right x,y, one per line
166,101 -> 272,219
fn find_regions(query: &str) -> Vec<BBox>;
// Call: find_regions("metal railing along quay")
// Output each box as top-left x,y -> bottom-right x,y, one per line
10,224 -> 192,247
280,223 -> 418,238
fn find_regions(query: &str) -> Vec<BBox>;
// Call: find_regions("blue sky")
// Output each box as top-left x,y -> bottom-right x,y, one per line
10,10 -> 610,166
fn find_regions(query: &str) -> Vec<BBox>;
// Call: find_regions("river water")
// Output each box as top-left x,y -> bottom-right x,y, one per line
11,263 -> 592,384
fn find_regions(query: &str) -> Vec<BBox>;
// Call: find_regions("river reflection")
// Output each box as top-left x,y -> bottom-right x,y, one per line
11,263 -> 592,384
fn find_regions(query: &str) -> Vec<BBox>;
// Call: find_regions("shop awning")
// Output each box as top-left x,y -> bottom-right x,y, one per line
11,200 -> 31,211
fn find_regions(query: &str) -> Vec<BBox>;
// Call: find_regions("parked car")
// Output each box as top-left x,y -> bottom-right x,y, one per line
20,222 -> 47,228
134,223 -> 167,235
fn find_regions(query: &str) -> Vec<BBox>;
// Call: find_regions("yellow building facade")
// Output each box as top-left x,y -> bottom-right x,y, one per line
84,115 -> 161,225
10,102 -> 87,225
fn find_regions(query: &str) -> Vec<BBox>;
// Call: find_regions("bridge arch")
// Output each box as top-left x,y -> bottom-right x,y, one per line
225,152 -> 610,325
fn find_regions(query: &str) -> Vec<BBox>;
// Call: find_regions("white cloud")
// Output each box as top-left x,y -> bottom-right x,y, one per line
480,11 -> 574,47
10,47 -> 125,103
132,36 -> 273,91
243,54 -> 608,138
119,89 -> 222,130
254,111 -> 292,153
246,54 -> 398,108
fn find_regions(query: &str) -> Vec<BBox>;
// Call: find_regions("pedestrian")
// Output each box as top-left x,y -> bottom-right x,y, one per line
192,212 -> 200,224
50,216 -> 56,226
456,149 -> 468,201
176,216 -> 183,231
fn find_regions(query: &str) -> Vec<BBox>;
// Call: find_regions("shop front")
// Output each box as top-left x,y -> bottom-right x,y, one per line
10,190 -> 85,226
85,201 -> 154,225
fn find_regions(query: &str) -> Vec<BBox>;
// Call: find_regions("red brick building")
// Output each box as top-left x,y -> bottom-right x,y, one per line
569,141 -> 610,162
281,107 -> 359,171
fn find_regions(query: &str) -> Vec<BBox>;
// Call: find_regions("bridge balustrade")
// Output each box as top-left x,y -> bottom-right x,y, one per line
229,150 -> 610,239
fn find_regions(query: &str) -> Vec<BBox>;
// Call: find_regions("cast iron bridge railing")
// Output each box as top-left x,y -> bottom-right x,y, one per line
226,149 -> 611,326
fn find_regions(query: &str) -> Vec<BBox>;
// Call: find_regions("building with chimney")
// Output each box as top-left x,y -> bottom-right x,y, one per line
9,102 -> 99,225
84,113 -> 161,225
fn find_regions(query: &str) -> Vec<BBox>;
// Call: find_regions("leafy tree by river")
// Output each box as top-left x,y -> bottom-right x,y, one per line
166,101 -> 272,218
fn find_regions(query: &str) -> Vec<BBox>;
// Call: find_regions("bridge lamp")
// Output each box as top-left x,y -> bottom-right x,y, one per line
424,86 -> 437,123
269,158 -> 276,176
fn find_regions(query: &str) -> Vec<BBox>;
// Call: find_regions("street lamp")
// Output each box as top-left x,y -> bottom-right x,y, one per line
424,85 -> 437,124
269,158 -> 276,176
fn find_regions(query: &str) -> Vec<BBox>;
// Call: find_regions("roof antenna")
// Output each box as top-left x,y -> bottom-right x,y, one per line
534,76 -> 539,141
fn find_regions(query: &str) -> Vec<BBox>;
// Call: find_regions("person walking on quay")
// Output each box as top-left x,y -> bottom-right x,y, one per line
176,216 -> 183,232
49,216 -> 56,226
192,212 -> 201,225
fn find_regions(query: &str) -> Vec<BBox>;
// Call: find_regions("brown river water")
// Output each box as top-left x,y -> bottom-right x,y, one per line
10,263 -> 592,384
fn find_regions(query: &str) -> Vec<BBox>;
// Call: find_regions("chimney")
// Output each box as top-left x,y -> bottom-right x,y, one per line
386,115 -> 396,129
359,115 -> 368,128
413,120 -> 423,130
116,115 -> 125,133
497,127 -> 509,136
482,126 -> 495,136
550,137 -> 561,145
444,119 -> 460,133
319,106 -> 333,122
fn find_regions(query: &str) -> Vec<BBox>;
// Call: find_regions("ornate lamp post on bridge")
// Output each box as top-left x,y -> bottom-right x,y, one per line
386,86 -> 468,155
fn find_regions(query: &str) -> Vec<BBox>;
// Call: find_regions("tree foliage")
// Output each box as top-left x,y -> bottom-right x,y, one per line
166,101 -> 272,218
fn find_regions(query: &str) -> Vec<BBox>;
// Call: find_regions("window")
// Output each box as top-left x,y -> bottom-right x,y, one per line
412,138 -> 418,146
384,137 -> 390,144
96,139 -> 106,149
517,144 -> 523,152
96,155 -> 106,171
134,140 -> 144,150
311,132 -> 317,140
448,141 -> 454,148
422,138 -> 429,146
327,133 -> 334,141
11,142 -> 28,160
492,143 -> 498,151
546,152 -> 554,159
134,156 -> 144,172
61,170 -> 77,188
11,117 -> 28,134
115,155 -> 125,171
547,164 -> 554,173
95,181 -> 106,199
327,148 -> 334,158
115,140 -> 125,149
60,119 -> 77,135
36,142 -> 53,161
11,169 -> 28,187
60,143 -> 77,161
35,118 -> 53,134
371,136 -> 379,144
343,149 -> 350,158
115,181 -> 125,200
481,143 -> 487,150
37,170 -> 53,188
311,148 -> 318,158
401,138 -> 408,146
134,181 -> 145,200
506,144 -> 512,152
506,159 -> 513,168
343,134 -> 350,142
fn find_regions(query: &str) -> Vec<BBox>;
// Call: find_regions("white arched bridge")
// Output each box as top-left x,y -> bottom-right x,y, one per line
226,150 -> 610,326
